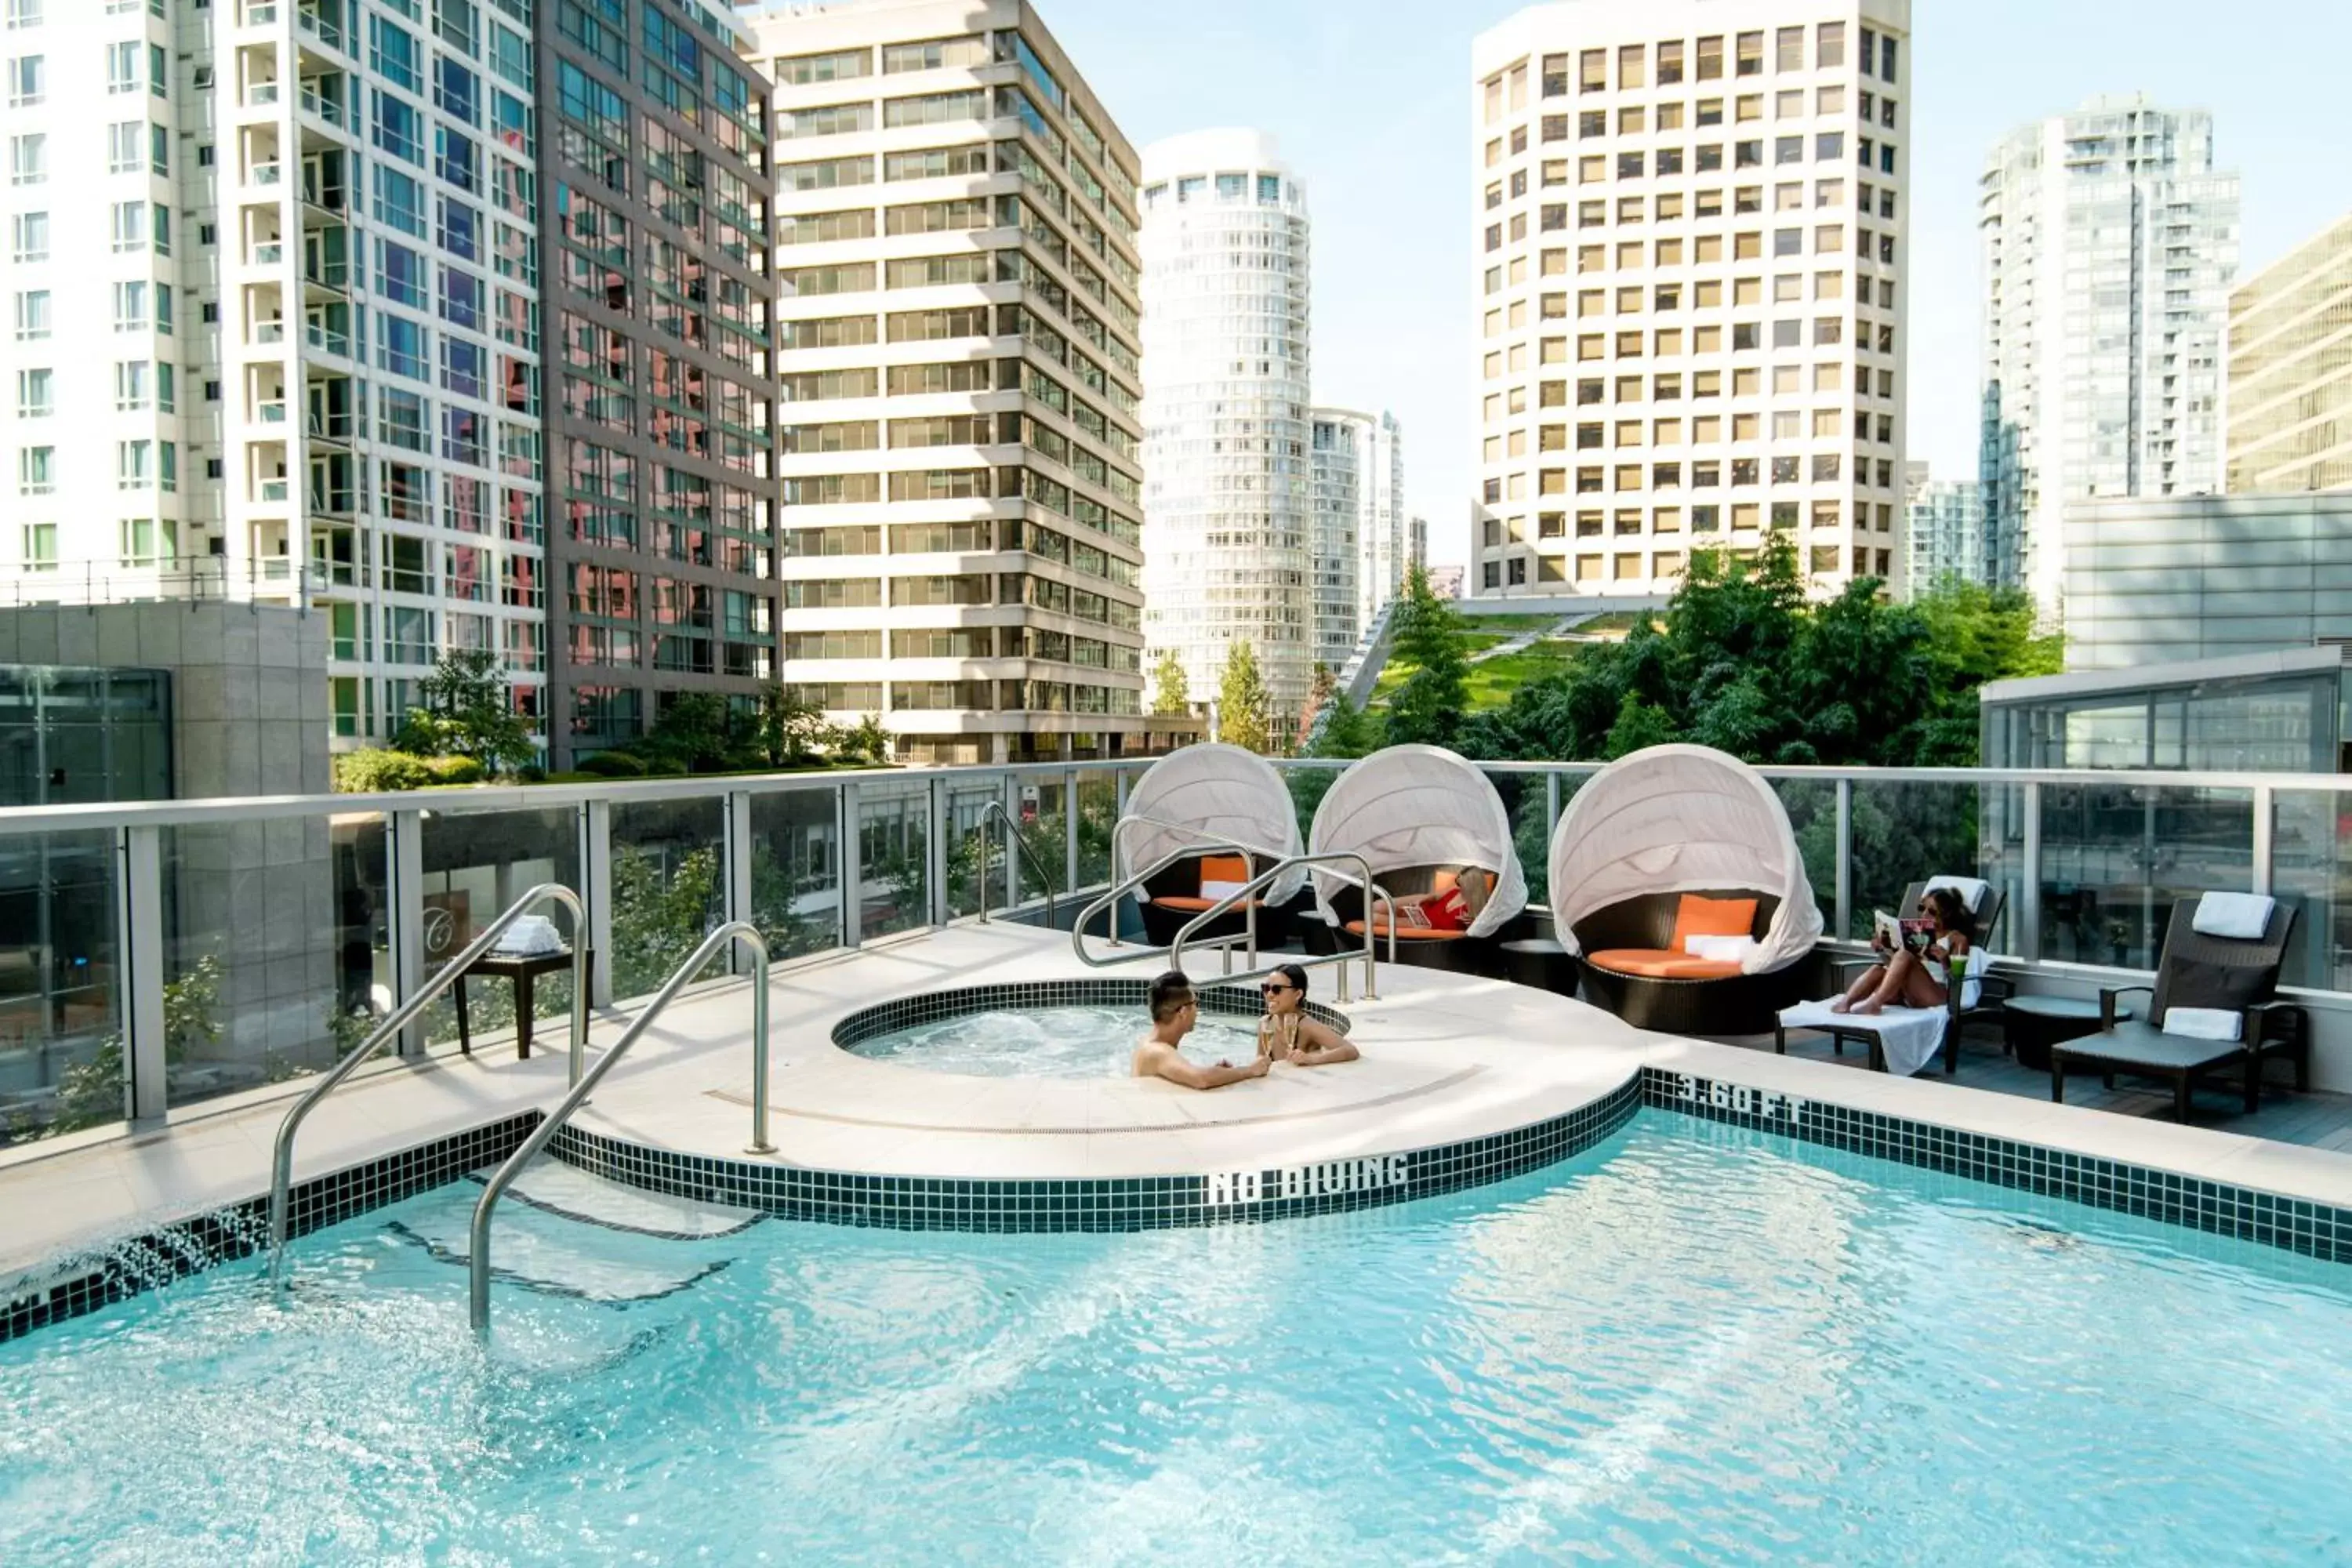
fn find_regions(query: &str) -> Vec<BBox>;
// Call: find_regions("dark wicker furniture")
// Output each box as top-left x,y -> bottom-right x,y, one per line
1135,850 -> 1306,952
2052,898 -> 2310,1121
1573,888 -> 1806,1033
1322,867 -> 1504,975
1778,879 -> 2013,1073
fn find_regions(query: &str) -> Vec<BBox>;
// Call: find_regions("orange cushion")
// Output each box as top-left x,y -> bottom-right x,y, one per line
1152,895 -> 1262,913
1198,855 -> 1250,889
1345,919 -> 1466,942
1668,895 -> 1759,952
1432,868 -> 1459,895
1587,947 -> 1745,980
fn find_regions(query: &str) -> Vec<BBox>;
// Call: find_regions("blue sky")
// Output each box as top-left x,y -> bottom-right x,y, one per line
1043,0 -> 2352,568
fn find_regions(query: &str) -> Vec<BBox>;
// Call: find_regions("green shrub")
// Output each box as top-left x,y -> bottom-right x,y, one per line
423,754 -> 485,785
575,750 -> 648,779
333,748 -> 432,793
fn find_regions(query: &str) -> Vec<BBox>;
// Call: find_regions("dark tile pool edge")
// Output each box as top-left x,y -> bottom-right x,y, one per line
1641,1066 -> 2349,1263
0,1113 -> 538,1345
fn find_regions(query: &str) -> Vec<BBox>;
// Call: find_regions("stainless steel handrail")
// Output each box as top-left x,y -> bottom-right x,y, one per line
1109,811 -> 1294,893
1091,814 -> 1294,953
1069,838 -> 1256,966
1169,851 -> 1397,1002
973,799 -> 1058,929
267,882 -> 586,1286
468,919 -> 773,1337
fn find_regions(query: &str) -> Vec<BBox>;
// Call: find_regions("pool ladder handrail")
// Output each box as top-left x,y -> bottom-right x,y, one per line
972,799 -> 1058,930
469,919 -> 775,1338
1068,826 -> 1276,967
267,882 -> 587,1287
1168,851 -> 1398,1003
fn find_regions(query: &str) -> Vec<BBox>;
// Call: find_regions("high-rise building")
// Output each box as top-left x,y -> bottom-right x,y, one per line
746,0 -> 1156,764
1308,408 -> 1366,671
541,0 -> 781,765
1408,515 -> 1428,572
1979,94 -> 2238,613
1470,2 -> 1911,601
1139,128 -> 1312,742
1903,470 -> 1983,588
1358,408 -> 1406,626
2226,210 -> 2352,495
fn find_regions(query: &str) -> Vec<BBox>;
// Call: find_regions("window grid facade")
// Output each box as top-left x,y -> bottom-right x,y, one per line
2225,210 -> 2352,498
1309,408 -> 1367,671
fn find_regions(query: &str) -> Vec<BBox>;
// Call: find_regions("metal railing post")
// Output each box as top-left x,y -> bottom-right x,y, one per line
2252,783 -> 2274,897
724,790 -> 753,973
1002,771 -> 1021,916
840,780 -> 862,949
583,800 -> 613,1007
2020,781 -> 2043,963
1545,771 -> 1563,844
117,826 -> 167,1123
387,807 -> 426,1054
926,775 -> 948,927
1063,766 -> 1080,904
1833,777 -> 1853,942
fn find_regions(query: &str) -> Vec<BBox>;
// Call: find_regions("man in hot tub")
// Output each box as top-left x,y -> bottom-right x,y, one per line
1255,963 -> 1359,1067
1132,970 -> 1269,1090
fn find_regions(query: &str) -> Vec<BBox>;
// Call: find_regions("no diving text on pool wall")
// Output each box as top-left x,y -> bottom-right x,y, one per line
1675,1075 -> 1806,1122
1206,1156 -> 1410,1208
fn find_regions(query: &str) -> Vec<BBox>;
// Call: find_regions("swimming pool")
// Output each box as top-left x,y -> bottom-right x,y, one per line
4,1113 -> 2348,1563
845,1002 -> 1265,1079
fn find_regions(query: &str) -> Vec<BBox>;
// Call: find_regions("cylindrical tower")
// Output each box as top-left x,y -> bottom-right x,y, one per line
1138,129 -> 1312,742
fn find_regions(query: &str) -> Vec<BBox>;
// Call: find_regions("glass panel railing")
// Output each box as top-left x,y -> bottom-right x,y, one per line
611,798 -> 727,997
1483,767 -> 1548,909
1011,768 -> 1071,899
748,786 -> 843,961
1771,777 -> 1839,935
1075,770 -> 1117,890
1843,779 -> 1996,947
417,804 -> 579,1052
161,811 -> 386,1111
2034,782 -> 2253,969
0,829 -> 122,1143
855,779 -> 931,941
2267,789 -> 2345,991
940,779 -> 1002,920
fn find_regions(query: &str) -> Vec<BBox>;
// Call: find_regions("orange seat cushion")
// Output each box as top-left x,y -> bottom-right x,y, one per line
1152,895 -> 1263,913
1198,854 -> 1250,888
1586,948 -> 1744,981
1669,895 -> 1759,951
1345,919 -> 1466,942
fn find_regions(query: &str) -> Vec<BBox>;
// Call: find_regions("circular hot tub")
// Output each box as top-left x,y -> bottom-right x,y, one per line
831,978 -> 1351,1080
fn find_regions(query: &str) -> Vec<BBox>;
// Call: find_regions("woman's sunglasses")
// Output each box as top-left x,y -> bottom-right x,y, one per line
1260,982 -> 1294,994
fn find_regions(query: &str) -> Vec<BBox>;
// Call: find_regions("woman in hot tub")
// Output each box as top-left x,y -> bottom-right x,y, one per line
1255,964 -> 1359,1066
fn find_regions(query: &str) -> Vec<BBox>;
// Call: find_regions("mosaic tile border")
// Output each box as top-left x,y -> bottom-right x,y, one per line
1641,1066 -> 2350,1263
0,1113 -> 537,1345
830,977 -> 1351,1049
551,1077 -> 1643,1233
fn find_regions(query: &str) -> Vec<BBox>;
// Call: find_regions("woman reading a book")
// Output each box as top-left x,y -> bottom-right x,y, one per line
1830,886 -> 1974,1015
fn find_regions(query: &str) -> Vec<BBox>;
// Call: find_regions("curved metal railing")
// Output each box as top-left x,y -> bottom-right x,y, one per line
1169,851 -> 1398,1002
1069,837 -> 1256,967
469,920 -> 774,1337
972,799 -> 1059,930
267,882 -> 586,1286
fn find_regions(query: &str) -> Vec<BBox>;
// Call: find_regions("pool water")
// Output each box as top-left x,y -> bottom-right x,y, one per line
5,1115 -> 2350,1564
847,1003 -> 1263,1079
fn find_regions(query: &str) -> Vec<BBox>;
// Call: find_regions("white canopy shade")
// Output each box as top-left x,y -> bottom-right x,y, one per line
1118,742 -> 1307,902
1306,745 -> 1528,938
1546,743 -> 1823,973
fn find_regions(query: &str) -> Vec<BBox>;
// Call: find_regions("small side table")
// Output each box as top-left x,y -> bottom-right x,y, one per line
2004,994 -> 2130,1073
1499,937 -> 1577,996
455,949 -> 576,1059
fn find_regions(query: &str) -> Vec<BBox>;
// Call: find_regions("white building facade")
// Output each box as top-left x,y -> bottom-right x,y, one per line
1470,0 -> 1912,600
1979,94 -> 2238,615
1903,475 -> 1983,588
1138,128 -> 1312,742
0,0 -> 555,746
1308,408 -> 1366,671
748,0 -> 1159,764
1357,408 -> 1406,628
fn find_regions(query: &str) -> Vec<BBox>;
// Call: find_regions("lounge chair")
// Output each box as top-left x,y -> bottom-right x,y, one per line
1780,877 -> 2013,1074
1137,851 -> 1303,950
1116,742 -> 1308,950
2051,895 -> 2310,1121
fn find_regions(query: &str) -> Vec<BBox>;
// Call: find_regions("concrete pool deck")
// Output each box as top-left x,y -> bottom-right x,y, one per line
5,921 -> 2352,1296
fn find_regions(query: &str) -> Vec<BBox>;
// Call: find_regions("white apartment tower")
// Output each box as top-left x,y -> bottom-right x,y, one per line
1357,408 -> 1406,627
0,0 -> 554,744
1308,408 -> 1366,671
1138,128 -> 1312,742
1980,95 -> 2238,613
1471,1 -> 1911,600
748,0 -> 1156,764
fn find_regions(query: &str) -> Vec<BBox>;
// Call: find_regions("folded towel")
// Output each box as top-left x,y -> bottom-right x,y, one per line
493,914 -> 566,956
1922,874 -> 1991,913
2192,891 -> 2274,940
2161,1006 -> 2242,1042
1683,933 -> 1759,963
1778,997 -> 1948,1077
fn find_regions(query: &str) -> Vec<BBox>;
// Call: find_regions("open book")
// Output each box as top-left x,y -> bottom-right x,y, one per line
1872,909 -> 1935,956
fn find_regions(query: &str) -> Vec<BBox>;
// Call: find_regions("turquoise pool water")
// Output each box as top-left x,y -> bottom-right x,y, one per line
4,1114 -> 2350,1564
848,1002 -> 1262,1078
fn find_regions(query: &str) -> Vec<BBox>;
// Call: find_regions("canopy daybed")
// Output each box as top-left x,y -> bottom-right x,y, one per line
1305,744 -> 1530,973
1118,742 -> 1308,949
1547,743 -> 1824,1031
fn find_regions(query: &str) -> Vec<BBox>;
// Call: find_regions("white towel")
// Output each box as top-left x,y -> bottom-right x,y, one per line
1922,874 -> 1991,913
2161,1006 -> 2242,1042
493,914 -> 566,956
1683,933 -> 1759,962
2192,891 -> 2274,940
1778,997 -> 1949,1077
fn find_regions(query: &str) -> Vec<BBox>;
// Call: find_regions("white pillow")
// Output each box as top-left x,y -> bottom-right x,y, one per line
2191,892 -> 2274,940
2161,1007 -> 2242,1042
1684,933 -> 1759,963
1200,878 -> 1248,899
1922,875 -> 1990,913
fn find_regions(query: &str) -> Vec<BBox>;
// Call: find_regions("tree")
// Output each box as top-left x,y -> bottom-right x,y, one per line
638,691 -> 738,774
829,712 -> 890,767
1151,650 -> 1191,716
1385,564 -> 1470,748
393,649 -> 535,775
1299,662 -> 1338,738
1216,640 -> 1272,752
751,684 -> 831,767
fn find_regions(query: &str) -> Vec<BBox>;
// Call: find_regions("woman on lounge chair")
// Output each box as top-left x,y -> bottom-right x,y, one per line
1831,886 -> 1973,1016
